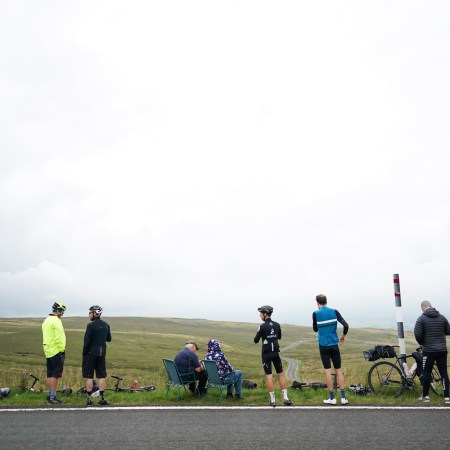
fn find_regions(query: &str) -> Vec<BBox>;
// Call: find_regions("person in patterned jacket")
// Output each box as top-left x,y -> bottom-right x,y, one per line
204,339 -> 244,399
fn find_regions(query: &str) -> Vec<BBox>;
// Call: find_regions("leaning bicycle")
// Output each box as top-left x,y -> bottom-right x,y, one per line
365,345 -> 444,398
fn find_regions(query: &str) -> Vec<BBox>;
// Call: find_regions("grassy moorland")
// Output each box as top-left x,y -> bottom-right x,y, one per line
0,316 -> 443,406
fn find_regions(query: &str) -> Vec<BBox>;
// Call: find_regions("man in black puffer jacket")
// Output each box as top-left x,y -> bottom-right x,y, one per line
414,300 -> 450,403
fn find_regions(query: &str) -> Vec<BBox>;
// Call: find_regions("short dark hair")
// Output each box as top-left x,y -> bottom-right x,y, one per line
316,294 -> 327,305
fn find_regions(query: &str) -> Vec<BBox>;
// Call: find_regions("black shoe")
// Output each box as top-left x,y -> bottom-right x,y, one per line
98,398 -> 110,406
269,401 -> 276,407
86,397 -> 93,406
47,397 -> 64,405
226,393 -> 234,399
235,395 -> 245,399
283,399 -> 293,406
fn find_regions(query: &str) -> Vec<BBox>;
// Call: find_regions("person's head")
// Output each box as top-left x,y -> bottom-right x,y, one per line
185,341 -> 199,352
88,305 -> 103,320
207,338 -> 222,353
421,300 -> 432,312
258,305 -> 273,320
52,301 -> 67,317
316,294 -> 327,307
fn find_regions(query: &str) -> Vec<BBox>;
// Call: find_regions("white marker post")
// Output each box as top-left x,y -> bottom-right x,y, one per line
393,274 -> 406,366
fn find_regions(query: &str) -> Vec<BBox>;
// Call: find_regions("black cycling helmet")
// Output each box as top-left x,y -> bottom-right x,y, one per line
89,305 -> 103,316
258,305 -> 273,314
52,301 -> 67,313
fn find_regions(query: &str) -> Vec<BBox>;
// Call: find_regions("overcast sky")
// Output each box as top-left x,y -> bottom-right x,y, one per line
1,1 -> 449,329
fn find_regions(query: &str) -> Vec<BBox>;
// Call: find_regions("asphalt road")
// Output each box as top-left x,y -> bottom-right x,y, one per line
1,406 -> 449,450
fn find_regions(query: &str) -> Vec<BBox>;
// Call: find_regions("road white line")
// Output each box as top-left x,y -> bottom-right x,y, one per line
1,405 -> 449,412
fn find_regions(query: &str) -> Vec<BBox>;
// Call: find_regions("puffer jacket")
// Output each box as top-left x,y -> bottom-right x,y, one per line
414,307 -> 450,352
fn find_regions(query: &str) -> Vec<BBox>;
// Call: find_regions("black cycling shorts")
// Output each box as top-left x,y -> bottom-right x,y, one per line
82,354 -> 107,379
319,345 -> 341,370
46,352 -> 65,378
262,351 -> 283,375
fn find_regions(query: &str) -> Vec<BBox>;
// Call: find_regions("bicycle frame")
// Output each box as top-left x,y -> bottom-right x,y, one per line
109,375 -> 155,392
367,349 -> 444,397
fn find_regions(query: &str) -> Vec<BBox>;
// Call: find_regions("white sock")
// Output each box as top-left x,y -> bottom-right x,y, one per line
282,389 -> 289,401
269,391 -> 275,402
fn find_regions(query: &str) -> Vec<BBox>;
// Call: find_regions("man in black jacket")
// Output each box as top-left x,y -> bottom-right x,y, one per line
254,305 -> 292,407
414,300 -> 450,403
83,305 -> 112,406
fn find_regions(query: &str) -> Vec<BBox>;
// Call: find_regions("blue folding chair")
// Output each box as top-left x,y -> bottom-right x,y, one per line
162,358 -> 197,401
203,359 -> 237,402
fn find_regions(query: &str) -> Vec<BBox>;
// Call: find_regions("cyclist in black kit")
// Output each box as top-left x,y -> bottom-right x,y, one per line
82,305 -> 112,406
254,305 -> 292,407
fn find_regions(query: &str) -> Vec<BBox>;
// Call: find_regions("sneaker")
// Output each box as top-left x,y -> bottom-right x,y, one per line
47,397 -> 64,405
86,397 -> 93,406
98,398 -> 110,406
269,401 -> 276,407
418,396 -> 430,402
444,397 -> 450,405
341,398 -> 349,405
235,394 -> 245,399
226,393 -> 234,399
323,398 -> 337,405
283,399 -> 293,406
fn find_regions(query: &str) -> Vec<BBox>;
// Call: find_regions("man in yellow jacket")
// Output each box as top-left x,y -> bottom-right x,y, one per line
42,301 -> 67,404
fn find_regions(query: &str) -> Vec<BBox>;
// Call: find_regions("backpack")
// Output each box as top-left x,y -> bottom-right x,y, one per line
363,345 -> 396,362
242,379 -> 257,389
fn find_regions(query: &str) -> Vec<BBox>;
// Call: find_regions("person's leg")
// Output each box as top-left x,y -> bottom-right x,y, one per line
330,346 -> 347,402
434,351 -> 449,398
85,378 -> 93,392
98,378 -> 106,392
272,354 -> 291,404
196,370 -> 208,394
96,357 -> 109,404
421,352 -> 435,398
47,353 -> 64,402
277,372 -> 287,390
324,368 -> 334,392
263,353 -> 276,405
234,370 -> 243,398
265,374 -> 274,392
319,346 -> 334,401
83,354 -> 95,404
49,377 -> 58,394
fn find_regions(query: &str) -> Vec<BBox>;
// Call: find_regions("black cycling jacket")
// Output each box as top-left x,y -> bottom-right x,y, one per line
83,318 -> 112,357
254,318 -> 281,353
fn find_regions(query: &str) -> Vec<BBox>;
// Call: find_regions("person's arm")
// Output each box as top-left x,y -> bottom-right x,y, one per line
190,352 -> 203,373
312,312 -> 318,333
83,324 -> 92,355
414,317 -> 424,345
278,323 -> 282,340
106,324 -> 112,342
55,321 -> 66,353
445,318 -> 450,336
335,310 -> 349,335
254,325 -> 262,344
335,310 -> 348,344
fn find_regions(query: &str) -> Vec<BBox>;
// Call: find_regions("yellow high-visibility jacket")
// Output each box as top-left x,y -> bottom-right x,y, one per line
42,314 -> 66,358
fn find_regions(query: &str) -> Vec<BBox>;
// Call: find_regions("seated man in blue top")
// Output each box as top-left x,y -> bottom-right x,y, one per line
174,341 -> 208,396
312,294 -> 349,405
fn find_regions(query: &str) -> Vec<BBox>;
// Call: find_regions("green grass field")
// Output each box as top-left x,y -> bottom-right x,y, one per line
0,316 -> 445,406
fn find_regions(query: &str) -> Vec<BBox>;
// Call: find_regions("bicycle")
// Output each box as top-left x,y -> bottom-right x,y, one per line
109,375 -> 156,392
27,373 -> 41,392
366,346 -> 444,398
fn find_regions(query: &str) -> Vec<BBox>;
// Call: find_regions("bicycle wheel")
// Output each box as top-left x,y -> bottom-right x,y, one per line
430,365 -> 444,397
368,361 -> 405,397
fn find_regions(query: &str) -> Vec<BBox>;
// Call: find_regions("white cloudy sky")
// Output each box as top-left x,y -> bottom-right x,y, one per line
1,1 -> 449,329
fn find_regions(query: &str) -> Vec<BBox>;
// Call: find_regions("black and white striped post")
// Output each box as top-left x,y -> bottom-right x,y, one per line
393,274 -> 406,366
